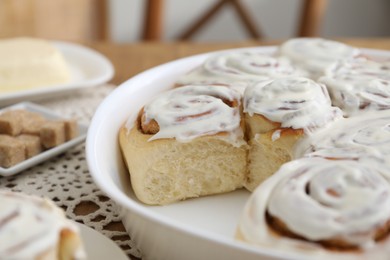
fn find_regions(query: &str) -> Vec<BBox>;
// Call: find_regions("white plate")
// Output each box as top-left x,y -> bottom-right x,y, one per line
76,223 -> 129,260
0,102 -> 88,176
86,47 -> 390,260
0,41 -> 114,107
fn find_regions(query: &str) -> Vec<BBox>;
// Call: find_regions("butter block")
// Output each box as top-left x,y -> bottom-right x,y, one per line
0,37 -> 71,92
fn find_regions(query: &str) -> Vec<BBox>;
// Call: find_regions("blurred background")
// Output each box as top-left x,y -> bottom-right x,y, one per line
0,0 -> 389,43
112,0 -> 390,42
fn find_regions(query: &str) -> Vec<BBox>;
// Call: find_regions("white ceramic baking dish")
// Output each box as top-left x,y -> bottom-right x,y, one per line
86,46 -> 390,260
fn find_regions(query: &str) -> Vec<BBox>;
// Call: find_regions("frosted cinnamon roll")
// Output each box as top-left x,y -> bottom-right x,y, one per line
279,38 -> 360,79
243,77 -> 343,191
237,158 -> 390,258
119,85 -> 248,205
244,77 -> 342,135
297,110 -> 390,175
319,58 -> 390,116
0,190 -> 86,260
177,51 -> 307,95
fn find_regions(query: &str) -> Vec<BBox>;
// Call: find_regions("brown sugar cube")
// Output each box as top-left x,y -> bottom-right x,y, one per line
0,110 -> 24,136
63,119 -> 79,141
20,111 -> 47,136
40,121 -> 66,149
0,134 -> 26,168
16,134 -> 42,158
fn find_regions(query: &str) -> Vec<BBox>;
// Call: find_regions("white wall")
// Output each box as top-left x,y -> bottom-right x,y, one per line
109,0 -> 390,43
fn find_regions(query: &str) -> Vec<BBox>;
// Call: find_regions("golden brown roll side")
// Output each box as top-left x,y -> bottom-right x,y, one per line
119,85 -> 248,205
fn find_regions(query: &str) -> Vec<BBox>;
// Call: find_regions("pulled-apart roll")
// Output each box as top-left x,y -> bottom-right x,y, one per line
237,158 -> 390,259
243,77 -> 342,191
0,190 -> 86,260
119,85 -> 248,205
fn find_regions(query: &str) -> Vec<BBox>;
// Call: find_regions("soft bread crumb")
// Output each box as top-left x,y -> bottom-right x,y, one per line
119,126 -> 247,205
245,128 -> 303,191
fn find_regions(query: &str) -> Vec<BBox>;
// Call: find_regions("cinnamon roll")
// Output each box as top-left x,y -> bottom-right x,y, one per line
0,190 -> 86,260
319,58 -> 390,116
177,51 -> 307,95
237,157 -> 390,258
279,38 -> 360,79
243,77 -> 343,191
119,85 -> 248,205
297,109 -> 390,175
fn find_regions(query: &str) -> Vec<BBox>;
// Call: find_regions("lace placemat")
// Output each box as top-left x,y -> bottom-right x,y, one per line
0,85 -> 142,260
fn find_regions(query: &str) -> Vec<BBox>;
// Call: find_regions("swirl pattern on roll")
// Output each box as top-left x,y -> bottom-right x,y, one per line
0,190 -> 84,259
279,38 -> 360,79
243,77 -> 343,133
239,158 -> 390,256
319,58 -> 390,116
178,51 -> 306,95
298,110 -> 390,172
139,85 -> 244,144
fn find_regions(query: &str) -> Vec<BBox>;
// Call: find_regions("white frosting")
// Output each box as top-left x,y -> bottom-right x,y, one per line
271,129 -> 281,141
319,58 -> 390,116
268,159 -> 390,243
0,190 -> 85,260
243,77 -> 343,133
279,38 -> 360,79
140,85 -> 245,145
178,51 -> 307,95
239,158 -> 390,259
298,110 -> 390,175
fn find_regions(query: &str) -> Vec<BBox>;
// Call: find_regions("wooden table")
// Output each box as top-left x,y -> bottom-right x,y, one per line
88,38 -> 390,86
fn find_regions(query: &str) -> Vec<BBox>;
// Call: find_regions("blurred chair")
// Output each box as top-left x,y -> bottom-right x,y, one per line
298,0 -> 328,37
0,0 -> 109,42
142,0 -> 328,41
142,0 -> 165,41
177,0 -> 262,40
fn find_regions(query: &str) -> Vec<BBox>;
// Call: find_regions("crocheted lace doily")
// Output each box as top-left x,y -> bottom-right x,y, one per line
0,85 -> 142,260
